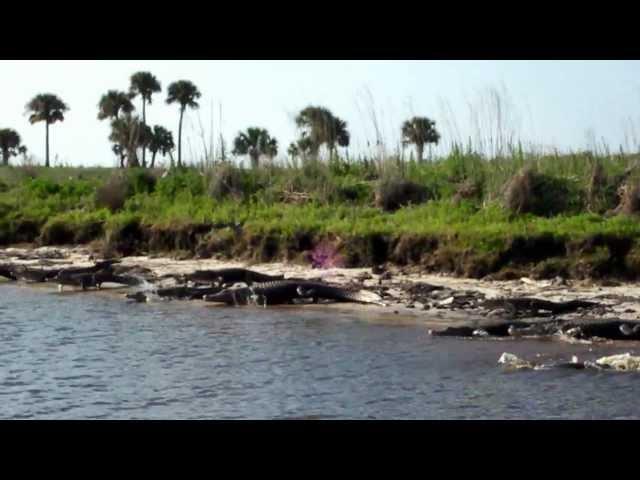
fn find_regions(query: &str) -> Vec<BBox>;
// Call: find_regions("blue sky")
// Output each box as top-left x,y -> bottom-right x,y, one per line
1,60 -> 639,167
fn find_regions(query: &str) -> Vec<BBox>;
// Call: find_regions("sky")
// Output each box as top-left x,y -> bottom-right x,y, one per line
1,60 -> 639,167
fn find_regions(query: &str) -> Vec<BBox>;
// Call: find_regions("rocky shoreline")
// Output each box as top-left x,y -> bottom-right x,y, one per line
2,245 -> 640,345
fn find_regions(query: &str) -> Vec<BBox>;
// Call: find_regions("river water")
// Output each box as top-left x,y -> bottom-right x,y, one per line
0,283 -> 638,419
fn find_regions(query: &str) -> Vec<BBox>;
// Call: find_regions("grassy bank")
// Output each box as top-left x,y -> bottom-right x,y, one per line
3,149 -> 640,280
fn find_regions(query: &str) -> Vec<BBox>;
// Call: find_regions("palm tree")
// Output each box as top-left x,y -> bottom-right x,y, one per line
166,80 -> 201,168
401,116 -> 440,163
148,125 -> 175,168
130,72 -> 161,167
288,136 -> 313,162
25,94 -> 68,167
294,106 -> 349,161
98,90 -> 134,121
109,114 -> 147,168
0,129 -> 25,166
232,127 -> 278,169
98,91 -> 135,166
326,116 -> 350,161
287,142 -> 299,160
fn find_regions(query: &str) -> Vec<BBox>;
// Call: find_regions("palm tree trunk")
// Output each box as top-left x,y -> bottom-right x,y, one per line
45,122 -> 50,168
416,143 -> 424,163
250,152 -> 259,169
1,148 -> 8,166
141,99 -> 147,168
178,106 -> 184,168
128,148 -> 139,168
151,150 -> 157,168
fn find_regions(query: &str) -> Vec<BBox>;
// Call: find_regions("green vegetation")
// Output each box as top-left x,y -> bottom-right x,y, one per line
2,147 -> 640,280
3,72 -> 640,280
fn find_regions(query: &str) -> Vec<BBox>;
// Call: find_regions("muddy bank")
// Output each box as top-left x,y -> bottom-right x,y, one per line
3,245 -> 640,345
7,216 -> 640,282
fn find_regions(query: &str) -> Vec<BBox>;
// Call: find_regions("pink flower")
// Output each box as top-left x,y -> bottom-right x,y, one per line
310,241 -> 344,269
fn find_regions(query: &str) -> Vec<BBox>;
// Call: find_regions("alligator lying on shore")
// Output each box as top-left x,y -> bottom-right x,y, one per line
0,259 -> 122,285
125,285 -> 223,302
184,268 -> 285,287
0,264 -> 17,281
54,259 -> 121,280
55,271 -> 143,291
430,316 -> 640,341
203,280 -> 384,306
10,265 -> 60,283
481,297 -> 601,316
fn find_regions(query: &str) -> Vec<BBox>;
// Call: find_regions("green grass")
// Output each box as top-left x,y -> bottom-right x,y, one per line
2,149 -> 640,276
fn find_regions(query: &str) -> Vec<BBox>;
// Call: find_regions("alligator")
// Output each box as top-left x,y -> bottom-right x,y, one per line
481,297 -> 600,316
0,264 -> 17,281
202,280 -> 384,306
11,265 -> 60,283
56,271 -> 143,291
53,259 -> 121,281
125,285 -> 223,302
185,268 -> 285,287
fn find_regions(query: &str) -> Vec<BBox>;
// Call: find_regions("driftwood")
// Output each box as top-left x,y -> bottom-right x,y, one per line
406,282 -> 445,295
281,190 -> 312,204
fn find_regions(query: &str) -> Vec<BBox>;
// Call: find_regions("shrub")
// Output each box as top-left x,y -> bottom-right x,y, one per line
618,182 -> 640,216
452,179 -> 483,205
504,167 -> 579,216
208,163 -> 247,201
374,177 -> 430,212
39,219 -> 75,245
95,173 -> 132,212
587,163 -> 625,214
157,168 -> 206,199
127,168 -> 157,195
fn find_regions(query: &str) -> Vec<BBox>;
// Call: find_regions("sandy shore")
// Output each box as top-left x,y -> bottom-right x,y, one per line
2,245 -> 640,332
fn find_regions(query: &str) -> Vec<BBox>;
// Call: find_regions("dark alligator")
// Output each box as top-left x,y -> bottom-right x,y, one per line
203,280 -> 384,306
0,264 -> 17,281
184,268 -> 284,287
11,265 -> 60,283
125,285 -> 223,302
481,297 -> 600,316
56,271 -> 142,291
53,259 -> 121,281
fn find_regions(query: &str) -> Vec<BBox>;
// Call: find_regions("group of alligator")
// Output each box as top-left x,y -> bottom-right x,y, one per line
3,256 -> 640,344
0,259 -> 384,307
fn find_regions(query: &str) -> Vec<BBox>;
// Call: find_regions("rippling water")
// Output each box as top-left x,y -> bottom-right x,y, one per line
1,283 -> 639,419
